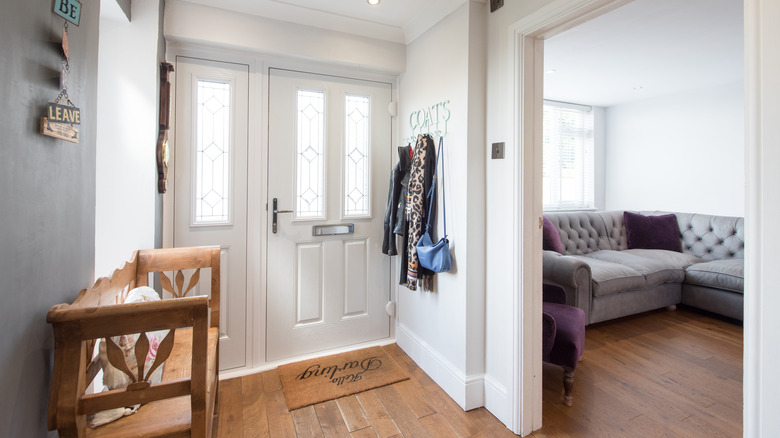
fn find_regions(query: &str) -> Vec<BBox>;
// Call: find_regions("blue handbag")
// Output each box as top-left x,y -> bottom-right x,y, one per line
417,137 -> 451,273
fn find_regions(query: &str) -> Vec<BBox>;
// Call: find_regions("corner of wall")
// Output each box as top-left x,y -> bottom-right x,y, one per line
95,0 -> 162,276
396,323 -> 485,410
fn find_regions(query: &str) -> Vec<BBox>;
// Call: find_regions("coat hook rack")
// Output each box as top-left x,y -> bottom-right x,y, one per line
406,100 -> 450,144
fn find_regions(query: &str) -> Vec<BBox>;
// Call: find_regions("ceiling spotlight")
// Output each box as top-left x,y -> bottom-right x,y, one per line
633,86 -> 643,90
546,69 -> 557,74
367,0 -> 380,5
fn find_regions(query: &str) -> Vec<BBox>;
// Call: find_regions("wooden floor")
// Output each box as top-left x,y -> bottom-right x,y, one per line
214,307 -> 742,437
532,307 -> 743,437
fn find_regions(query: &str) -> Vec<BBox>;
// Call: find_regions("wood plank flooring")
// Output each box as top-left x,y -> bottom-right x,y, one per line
214,307 -> 742,437
531,307 -> 743,437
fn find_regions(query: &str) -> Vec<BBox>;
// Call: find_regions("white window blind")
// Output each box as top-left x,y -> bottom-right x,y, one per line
543,100 -> 595,210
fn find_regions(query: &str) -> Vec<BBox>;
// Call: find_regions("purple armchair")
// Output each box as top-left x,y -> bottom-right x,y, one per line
543,283 -> 586,406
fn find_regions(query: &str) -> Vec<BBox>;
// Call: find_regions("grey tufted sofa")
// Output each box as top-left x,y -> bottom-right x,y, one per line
543,211 -> 744,324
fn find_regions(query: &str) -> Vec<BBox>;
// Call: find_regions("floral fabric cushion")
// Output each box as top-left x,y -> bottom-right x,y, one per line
90,286 -> 168,428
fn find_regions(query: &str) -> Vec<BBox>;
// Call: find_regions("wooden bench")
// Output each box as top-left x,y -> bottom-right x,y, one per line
47,247 -> 221,438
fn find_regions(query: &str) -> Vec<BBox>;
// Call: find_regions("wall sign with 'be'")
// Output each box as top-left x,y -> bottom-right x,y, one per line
53,0 -> 81,26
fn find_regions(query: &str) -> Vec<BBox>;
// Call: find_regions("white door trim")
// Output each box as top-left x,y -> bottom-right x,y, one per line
507,0 -> 634,434
744,0 -> 768,435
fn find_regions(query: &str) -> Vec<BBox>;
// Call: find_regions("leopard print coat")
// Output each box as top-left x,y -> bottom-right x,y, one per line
405,134 -> 436,291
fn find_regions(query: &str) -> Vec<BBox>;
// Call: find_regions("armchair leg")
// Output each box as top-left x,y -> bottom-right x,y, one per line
563,367 -> 575,407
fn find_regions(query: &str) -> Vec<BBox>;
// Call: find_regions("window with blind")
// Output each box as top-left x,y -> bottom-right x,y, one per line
542,100 -> 595,210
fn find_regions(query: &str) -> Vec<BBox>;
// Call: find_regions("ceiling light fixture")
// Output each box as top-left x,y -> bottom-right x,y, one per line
633,86 -> 643,90
367,0 -> 380,5
546,69 -> 557,74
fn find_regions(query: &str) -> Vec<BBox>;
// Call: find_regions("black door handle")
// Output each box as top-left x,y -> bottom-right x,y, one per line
272,198 -> 293,233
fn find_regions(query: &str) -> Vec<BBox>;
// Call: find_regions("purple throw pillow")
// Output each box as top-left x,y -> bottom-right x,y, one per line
624,212 -> 681,252
543,216 -> 565,254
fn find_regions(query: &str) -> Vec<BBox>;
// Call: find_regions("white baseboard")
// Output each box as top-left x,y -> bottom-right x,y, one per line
484,373 -> 512,427
396,323 -> 484,410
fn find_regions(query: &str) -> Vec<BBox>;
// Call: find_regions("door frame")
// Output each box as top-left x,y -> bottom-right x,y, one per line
508,1 -> 633,432
164,41 -> 401,378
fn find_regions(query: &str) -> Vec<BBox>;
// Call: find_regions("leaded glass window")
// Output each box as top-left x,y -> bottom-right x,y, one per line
344,94 -> 370,217
194,80 -> 231,224
296,89 -> 326,218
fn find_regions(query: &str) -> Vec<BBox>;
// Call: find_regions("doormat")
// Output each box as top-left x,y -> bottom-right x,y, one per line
278,346 -> 410,410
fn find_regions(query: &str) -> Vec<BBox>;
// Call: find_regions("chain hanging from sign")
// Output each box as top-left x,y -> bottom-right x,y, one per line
40,5 -> 82,143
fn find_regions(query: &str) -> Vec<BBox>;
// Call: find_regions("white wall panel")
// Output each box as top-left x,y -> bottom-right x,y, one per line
605,82 -> 745,216
396,1 -> 487,411
95,1 -> 161,278
343,239 -> 368,317
296,243 -> 324,324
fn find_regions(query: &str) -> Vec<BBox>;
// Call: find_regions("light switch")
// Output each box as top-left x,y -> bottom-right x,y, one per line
492,142 -> 505,159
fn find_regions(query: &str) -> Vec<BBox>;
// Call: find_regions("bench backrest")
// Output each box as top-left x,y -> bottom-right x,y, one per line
46,246 -> 220,435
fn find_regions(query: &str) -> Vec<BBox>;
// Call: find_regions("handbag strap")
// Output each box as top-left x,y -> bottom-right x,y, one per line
424,137 -> 446,237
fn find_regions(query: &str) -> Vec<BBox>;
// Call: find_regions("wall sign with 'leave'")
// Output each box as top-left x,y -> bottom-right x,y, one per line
41,102 -> 81,143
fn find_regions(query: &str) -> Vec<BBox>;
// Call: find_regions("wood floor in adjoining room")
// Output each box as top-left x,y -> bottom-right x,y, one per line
532,307 -> 743,437
214,307 -> 742,437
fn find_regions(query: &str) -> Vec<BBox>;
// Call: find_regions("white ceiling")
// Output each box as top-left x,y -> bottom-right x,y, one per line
180,0 -> 471,44
543,0 -> 744,107
178,0 -> 742,107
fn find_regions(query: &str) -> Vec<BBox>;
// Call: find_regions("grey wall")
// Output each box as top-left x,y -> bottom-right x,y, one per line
0,1 -> 99,436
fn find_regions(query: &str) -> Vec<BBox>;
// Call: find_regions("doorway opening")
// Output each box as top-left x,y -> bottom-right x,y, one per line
529,0 -> 745,434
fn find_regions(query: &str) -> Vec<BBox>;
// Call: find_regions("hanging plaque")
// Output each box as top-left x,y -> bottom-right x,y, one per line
40,102 -> 80,143
53,0 -> 81,26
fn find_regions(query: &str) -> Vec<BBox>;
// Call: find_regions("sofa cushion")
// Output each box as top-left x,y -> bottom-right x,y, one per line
676,213 -> 744,261
543,216 -> 565,254
544,212 -> 613,255
585,249 -> 695,289
624,211 -> 682,252
572,255 -> 647,297
685,259 -> 744,293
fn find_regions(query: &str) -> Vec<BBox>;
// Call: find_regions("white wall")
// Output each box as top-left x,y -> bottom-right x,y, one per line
95,0 -> 162,278
484,0 -> 550,429
164,0 -> 405,74
605,82 -> 744,216
396,1 -> 487,411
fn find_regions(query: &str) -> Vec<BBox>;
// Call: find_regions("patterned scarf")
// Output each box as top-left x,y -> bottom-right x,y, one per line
406,134 -> 435,291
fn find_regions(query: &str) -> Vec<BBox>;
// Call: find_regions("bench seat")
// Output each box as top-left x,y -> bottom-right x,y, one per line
87,327 -> 219,438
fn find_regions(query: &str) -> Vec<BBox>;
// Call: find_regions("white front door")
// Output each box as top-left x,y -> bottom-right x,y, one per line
266,68 -> 392,361
173,56 -> 248,370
